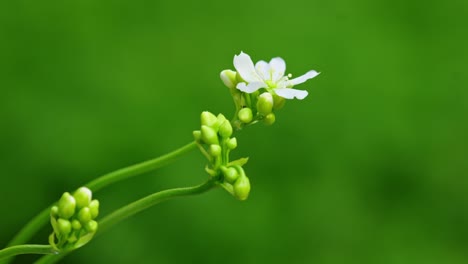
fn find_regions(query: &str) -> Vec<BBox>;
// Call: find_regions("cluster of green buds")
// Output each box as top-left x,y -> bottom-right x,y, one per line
49,187 -> 99,251
220,69 -> 282,130
193,111 -> 251,200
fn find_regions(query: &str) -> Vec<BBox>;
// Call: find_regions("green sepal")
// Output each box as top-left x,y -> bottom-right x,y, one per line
227,157 -> 249,167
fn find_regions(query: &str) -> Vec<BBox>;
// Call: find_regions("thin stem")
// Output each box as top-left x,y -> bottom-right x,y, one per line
0,245 -> 57,261
5,141 -> 197,249
34,179 -> 217,264
98,178 -> 216,233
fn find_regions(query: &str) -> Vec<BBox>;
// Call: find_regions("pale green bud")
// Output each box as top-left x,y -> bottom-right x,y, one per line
85,220 -> 98,233
212,113 -> 226,131
193,130 -> 202,141
57,218 -> 72,235
209,144 -> 222,157
72,219 -> 82,230
221,166 -> 238,184
201,111 -> 218,127
220,70 -> 238,89
74,187 -> 92,209
201,125 -> 219,144
89,200 -> 100,219
257,92 -> 274,115
273,93 -> 286,110
234,176 -> 251,201
58,192 -> 76,219
67,234 -> 77,243
263,113 -> 276,125
238,108 -> 253,123
226,137 -> 237,150
50,206 -> 59,218
218,120 -> 233,138
78,207 -> 92,224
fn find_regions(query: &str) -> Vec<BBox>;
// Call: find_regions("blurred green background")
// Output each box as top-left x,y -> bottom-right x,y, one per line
1,0 -> 467,263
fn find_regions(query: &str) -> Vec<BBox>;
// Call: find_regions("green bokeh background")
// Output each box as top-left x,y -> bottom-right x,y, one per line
1,0 -> 467,263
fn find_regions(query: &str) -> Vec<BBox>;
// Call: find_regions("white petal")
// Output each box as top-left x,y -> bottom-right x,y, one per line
275,88 -> 308,100
289,70 -> 319,86
236,82 -> 266,93
269,57 -> 286,82
233,52 -> 262,83
255,60 -> 270,80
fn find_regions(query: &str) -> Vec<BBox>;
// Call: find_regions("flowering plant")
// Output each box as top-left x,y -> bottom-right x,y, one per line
0,52 -> 319,263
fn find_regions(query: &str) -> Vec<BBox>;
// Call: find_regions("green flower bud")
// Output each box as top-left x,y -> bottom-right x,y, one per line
58,192 -> 76,219
72,219 -> 82,230
226,137 -> 237,150
67,234 -> 77,243
217,113 -> 227,124
257,92 -> 274,115
221,166 -> 238,184
263,113 -> 276,126
209,144 -> 222,157
57,218 -> 72,235
50,206 -> 59,218
238,108 -> 253,124
89,200 -> 99,219
234,176 -> 251,201
78,207 -> 92,224
201,125 -> 219,144
193,130 -> 202,141
201,111 -> 218,127
218,120 -> 233,138
220,69 -> 238,89
85,220 -> 98,233
211,113 -> 226,131
74,187 -> 92,209
273,93 -> 286,110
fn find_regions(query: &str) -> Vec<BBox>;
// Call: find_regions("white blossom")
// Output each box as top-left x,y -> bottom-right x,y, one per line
233,52 -> 319,100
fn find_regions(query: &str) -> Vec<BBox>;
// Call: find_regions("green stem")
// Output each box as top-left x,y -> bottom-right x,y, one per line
5,141 -> 197,249
98,178 -> 216,233
0,245 -> 57,261
34,179 -> 217,264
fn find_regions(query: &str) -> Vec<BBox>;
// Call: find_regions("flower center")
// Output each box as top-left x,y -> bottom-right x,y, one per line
265,80 -> 276,88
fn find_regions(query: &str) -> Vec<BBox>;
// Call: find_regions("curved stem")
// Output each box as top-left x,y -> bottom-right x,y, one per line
5,141 -> 197,249
34,179 -> 217,264
98,178 -> 217,233
0,245 -> 57,261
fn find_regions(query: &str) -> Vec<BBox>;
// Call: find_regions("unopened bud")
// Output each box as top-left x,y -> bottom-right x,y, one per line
85,220 -> 98,233
201,111 -> 218,127
58,192 -> 76,219
72,219 -> 82,230
238,108 -> 253,124
74,187 -> 92,209
220,70 -> 238,89
57,219 -> 72,235
78,207 -> 92,224
221,166 -> 238,184
218,120 -> 233,138
263,113 -> 276,125
257,92 -> 274,115
89,200 -> 100,219
209,144 -> 222,157
234,176 -> 251,201
193,130 -> 202,141
201,125 -> 219,144
226,137 -> 237,150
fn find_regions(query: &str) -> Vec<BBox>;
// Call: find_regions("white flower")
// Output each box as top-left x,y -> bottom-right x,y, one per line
233,52 -> 319,100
